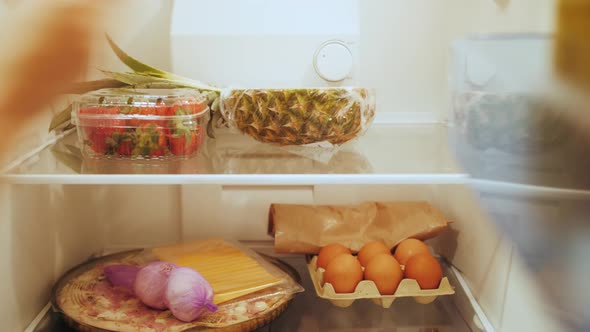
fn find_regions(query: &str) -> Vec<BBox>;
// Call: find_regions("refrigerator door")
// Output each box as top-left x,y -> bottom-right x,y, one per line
450,34 -> 590,190
450,34 -> 590,330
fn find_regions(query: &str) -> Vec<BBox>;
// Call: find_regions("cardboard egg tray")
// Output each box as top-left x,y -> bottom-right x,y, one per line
306,255 -> 455,308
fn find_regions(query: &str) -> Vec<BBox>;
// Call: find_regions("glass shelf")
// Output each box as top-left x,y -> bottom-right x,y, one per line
31,255 -> 478,332
1,125 -> 466,185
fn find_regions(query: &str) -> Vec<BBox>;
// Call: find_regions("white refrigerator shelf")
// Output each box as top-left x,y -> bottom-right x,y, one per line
27,250 -> 491,332
1,124 -> 467,185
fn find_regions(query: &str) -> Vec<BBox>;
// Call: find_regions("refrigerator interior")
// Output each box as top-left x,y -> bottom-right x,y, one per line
0,176 -> 565,332
0,0 -> 566,331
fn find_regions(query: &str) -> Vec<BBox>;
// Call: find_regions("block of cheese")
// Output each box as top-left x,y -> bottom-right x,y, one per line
152,239 -> 283,304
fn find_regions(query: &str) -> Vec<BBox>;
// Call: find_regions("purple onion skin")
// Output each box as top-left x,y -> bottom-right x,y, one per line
165,267 -> 217,322
133,261 -> 177,310
104,265 -> 140,290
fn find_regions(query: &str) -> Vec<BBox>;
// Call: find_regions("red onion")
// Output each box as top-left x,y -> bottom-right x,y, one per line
133,261 -> 177,310
104,261 -> 216,322
104,265 -> 139,290
165,267 -> 217,322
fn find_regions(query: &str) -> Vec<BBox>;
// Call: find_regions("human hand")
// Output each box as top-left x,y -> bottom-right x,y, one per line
0,0 -> 110,154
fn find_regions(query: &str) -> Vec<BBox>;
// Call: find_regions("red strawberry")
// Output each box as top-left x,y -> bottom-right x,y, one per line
116,140 -> 134,156
168,126 -> 204,156
119,106 -> 141,127
149,148 -> 165,157
140,105 -> 168,117
86,131 -> 109,154
79,107 -> 126,155
192,102 -> 207,114
166,102 -> 192,116
136,104 -> 168,129
134,123 -> 167,158
177,96 -> 207,115
169,132 -> 195,156
79,107 -> 125,129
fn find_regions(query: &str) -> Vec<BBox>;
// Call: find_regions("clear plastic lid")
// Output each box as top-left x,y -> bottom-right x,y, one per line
72,88 -> 209,118
71,88 -> 210,160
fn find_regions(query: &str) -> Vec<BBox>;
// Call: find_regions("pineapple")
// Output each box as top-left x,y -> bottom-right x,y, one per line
222,88 -> 375,146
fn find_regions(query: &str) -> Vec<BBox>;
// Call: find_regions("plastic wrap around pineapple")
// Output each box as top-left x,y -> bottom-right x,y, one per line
220,88 -> 376,147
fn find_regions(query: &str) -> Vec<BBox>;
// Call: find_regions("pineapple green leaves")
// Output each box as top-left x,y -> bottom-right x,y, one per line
99,70 -> 197,89
49,35 -> 222,136
105,34 -> 169,79
104,35 -> 220,92
65,79 -> 128,94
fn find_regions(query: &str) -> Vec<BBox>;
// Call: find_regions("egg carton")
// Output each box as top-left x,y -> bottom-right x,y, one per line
306,255 -> 455,308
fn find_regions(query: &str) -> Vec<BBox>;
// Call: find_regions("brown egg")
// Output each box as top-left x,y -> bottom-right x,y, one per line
364,253 -> 403,295
317,243 -> 351,269
404,253 -> 443,289
394,239 -> 431,265
324,253 -> 363,293
357,240 -> 391,266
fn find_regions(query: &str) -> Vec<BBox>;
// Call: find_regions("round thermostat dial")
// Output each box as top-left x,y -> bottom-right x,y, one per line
314,41 -> 353,82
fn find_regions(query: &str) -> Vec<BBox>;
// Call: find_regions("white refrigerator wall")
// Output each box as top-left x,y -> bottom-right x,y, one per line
0,184 -> 185,332
100,0 -> 555,120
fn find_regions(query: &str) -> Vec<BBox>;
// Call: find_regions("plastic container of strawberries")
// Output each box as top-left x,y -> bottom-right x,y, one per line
71,88 -> 209,160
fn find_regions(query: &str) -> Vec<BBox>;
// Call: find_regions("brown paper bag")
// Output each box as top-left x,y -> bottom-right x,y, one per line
268,201 -> 449,254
